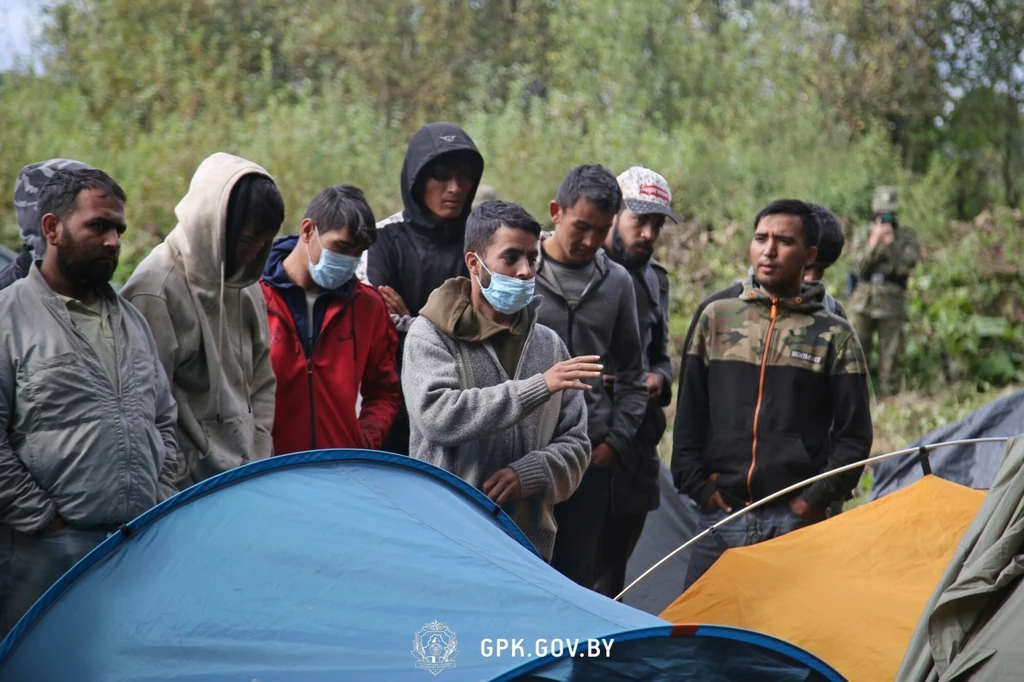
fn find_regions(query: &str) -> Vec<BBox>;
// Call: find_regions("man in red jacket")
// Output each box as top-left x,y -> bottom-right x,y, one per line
261,185 -> 400,454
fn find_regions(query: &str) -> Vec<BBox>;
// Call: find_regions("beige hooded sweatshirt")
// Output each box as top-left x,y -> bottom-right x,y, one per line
122,153 -> 277,489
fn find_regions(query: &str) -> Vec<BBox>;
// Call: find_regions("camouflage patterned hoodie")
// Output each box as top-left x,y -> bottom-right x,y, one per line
671,276 -> 872,512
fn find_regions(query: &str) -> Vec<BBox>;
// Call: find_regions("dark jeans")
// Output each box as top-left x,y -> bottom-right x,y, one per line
0,525 -> 108,637
682,501 -> 815,591
593,510 -> 648,598
550,466 -> 613,588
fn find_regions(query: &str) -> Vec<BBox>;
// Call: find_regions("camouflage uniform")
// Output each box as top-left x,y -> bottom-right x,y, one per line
849,187 -> 921,397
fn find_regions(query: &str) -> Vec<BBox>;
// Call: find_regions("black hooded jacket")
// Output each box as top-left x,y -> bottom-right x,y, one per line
366,123 -> 485,323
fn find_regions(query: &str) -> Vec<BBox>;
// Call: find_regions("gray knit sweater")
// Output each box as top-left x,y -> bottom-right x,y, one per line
402,295 -> 591,561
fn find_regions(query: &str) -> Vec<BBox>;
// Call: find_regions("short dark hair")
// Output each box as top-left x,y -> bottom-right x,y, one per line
810,204 -> 845,267
304,185 -> 377,248
752,198 -> 819,249
555,164 -> 622,214
465,200 -> 542,256
38,168 -> 127,222
227,173 -> 286,236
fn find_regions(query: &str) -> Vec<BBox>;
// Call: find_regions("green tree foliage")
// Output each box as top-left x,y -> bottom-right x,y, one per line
1,0 -> 1022,396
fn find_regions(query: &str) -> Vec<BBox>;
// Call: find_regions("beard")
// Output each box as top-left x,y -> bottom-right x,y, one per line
611,226 -> 654,269
56,230 -> 118,289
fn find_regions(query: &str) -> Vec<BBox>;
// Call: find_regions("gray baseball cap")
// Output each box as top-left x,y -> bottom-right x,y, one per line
14,158 -> 95,256
617,166 -> 679,224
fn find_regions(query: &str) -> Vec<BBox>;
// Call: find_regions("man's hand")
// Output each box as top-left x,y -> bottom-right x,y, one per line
789,495 -> 824,522
702,490 -> 733,513
543,356 -> 602,394
378,286 -> 411,317
41,515 -> 66,535
591,443 -> 618,468
483,467 -> 521,506
869,223 -> 894,248
646,372 -> 664,402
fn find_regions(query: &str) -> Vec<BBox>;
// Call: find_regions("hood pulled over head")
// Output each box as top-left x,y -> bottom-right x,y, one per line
14,158 -> 96,257
172,152 -> 283,289
399,122 -> 484,234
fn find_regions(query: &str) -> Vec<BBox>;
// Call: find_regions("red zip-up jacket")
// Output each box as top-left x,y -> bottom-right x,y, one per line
260,278 -> 400,455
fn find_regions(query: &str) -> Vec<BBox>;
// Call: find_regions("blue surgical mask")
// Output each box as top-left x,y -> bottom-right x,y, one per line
473,254 -> 535,314
308,228 -> 360,290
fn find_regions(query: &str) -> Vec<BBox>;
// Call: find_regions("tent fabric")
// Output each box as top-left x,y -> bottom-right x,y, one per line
504,625 -> 845,682
0,449 -> 841,682
0,451 -> 660,681
897,435 -> 1024,681
622,463 -> 699,615
871,388 -> 1024,500
660,475 -> 986,682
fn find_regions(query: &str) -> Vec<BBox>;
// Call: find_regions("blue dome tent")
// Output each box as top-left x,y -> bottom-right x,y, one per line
0,450 -> 843,681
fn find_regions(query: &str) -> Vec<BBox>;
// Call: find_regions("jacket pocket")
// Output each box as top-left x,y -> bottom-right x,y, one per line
704,430 -> 753,500
20,352 -> 104,431
191,414 -> 256,482
749,432 -> 816,500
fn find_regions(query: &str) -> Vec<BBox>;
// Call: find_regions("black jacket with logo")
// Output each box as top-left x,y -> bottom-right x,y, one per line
672,278 -> 872,512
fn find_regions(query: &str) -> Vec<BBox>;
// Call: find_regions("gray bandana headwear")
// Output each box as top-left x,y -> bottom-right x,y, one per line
14,158 -> 95,257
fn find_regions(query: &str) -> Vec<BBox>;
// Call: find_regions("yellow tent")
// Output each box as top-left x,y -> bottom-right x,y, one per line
660,476 -> 985,682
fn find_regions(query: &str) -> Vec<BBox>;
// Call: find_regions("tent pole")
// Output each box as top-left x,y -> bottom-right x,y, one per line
614,436 -> 1011,602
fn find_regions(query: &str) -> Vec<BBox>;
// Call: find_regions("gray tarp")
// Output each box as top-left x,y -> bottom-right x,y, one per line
871,388 -> 1024,500
897,434 -> 1024,681
621,464 -> 699,615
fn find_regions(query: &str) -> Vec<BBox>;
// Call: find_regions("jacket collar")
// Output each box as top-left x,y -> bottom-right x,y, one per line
536,234 -> 609,300
738,273 -> 826,313
25,260 -> 122,330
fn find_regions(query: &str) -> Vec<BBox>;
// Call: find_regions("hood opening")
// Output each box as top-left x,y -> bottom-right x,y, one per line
400,123 -> 485,235
223,173 -> 286,280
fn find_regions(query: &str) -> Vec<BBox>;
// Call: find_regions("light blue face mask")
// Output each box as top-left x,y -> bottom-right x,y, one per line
308,228 -> 360,290
473,253 -> 535,314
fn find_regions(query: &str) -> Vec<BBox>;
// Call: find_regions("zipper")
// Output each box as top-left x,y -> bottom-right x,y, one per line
748,298 -> 778,504
566,305 -> 577,356
307,355 -> 317,450
267,293 -> 357,451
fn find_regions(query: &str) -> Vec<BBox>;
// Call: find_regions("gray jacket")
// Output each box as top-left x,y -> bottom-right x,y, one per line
534,245 -> 648,472
402,299 -> 590,561
0,264 -> 179,534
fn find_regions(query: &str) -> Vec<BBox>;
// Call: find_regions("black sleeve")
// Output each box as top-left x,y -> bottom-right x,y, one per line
648,269 -> 674,407
802,332 -> 873,510
604,274 -> 649,470
671,310 -> 717,506
366,230 -> 394,289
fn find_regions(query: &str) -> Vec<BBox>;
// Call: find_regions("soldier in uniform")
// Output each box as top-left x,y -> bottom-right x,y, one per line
848,186 -> 921,397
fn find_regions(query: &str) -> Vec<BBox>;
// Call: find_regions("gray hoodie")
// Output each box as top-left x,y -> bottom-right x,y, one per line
121,153 -> 277,488
402,279 -> 590,561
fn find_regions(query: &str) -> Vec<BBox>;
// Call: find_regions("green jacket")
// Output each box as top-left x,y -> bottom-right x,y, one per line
849,224 -> 920,319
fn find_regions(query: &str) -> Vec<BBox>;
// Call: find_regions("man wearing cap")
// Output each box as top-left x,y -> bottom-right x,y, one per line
1,158 -> 95,291
593,166 -> 677,598
849,186 -> 920,397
